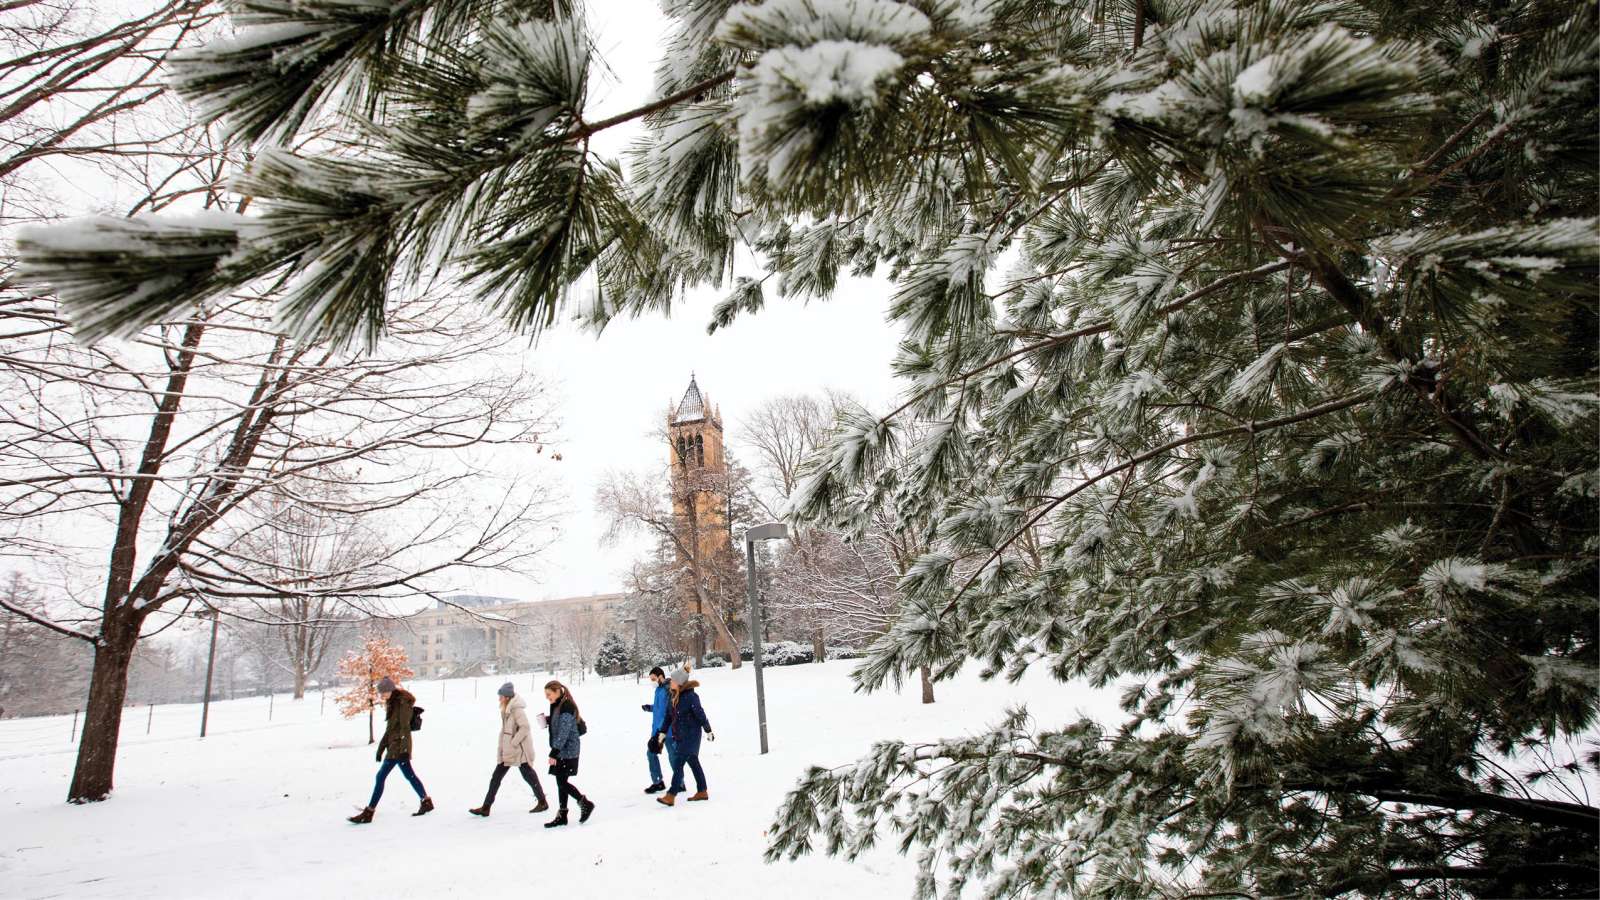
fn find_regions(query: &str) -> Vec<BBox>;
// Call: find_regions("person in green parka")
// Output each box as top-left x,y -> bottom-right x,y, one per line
348,677 -> 434,823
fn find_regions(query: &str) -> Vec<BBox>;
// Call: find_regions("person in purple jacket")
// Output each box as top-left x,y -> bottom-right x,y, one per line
655,665 -> 714,807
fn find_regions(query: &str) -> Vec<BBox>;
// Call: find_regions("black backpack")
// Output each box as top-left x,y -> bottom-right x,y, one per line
410,706 -> 424,731
576,717 -> 587,736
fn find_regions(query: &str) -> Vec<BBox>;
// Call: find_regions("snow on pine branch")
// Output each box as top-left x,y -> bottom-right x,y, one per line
14,213 -> 259,343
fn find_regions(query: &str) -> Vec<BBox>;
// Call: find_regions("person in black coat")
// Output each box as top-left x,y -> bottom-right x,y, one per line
655,666 -> 714,807
541,680 -> 595,827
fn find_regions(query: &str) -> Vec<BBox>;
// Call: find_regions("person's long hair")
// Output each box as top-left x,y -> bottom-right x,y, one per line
544,680 -> 580,721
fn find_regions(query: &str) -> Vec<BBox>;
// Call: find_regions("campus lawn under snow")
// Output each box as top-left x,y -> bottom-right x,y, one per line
0,659 -> 1121,898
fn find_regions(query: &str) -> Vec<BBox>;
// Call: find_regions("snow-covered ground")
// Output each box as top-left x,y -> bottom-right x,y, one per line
0,660 -> 1122,898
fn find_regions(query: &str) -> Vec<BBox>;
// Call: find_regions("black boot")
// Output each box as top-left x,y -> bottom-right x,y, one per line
544,809 -> 569,828
578,797 -> 596,823
644,782 -> 666,794
348,807 -> 374,824
412,796 -> 434,817
529,799 -> 549,813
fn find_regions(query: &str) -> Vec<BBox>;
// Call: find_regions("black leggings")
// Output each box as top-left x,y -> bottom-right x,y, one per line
555,771 -> 586,810
484,762 -> 546,806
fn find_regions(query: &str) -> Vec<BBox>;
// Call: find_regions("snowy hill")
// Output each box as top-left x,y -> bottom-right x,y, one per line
0,660 -> 1121,898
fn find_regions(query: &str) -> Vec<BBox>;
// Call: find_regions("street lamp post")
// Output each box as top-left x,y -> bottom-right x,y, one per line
744,522 -> 788,755
197,608 -> 220,738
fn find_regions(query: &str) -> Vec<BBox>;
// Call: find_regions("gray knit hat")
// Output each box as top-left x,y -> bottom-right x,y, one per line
376,676 -> 396,693
670,667 -> 690,686
497,681 -> 515,698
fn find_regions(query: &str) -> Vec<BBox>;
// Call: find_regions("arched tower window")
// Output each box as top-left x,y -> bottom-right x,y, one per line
677,436 -> 688,466
695,434 -> 704,467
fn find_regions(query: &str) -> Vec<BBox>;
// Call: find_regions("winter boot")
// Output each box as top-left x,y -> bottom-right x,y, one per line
656,793 -> 676,807
529,799 -> 549,813
544,809 -> 569,828
468,805 -> 491,817
578,797 -> 596,823
348,807 -> 375,824
687,791 -> 709,802
644,782 -> 666,794
412,796 -> 434,817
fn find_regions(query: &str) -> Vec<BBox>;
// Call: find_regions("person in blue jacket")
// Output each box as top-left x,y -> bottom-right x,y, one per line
655,665 -> 714,807
641,666 -> 671,794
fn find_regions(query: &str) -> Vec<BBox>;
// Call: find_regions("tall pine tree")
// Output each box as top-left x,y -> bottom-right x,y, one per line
11,0 -> 1596,894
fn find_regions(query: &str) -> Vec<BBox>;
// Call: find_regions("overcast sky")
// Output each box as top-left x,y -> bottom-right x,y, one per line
463,2 -> 906,601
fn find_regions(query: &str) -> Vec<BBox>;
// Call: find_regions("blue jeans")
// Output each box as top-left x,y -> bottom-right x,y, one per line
369,758 -> 427,808
647,740 -> 664,784
667,737 -> 705,795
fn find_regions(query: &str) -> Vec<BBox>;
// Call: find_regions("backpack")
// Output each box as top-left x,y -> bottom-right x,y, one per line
576,717 -> 587,736
410,706 -> 424,731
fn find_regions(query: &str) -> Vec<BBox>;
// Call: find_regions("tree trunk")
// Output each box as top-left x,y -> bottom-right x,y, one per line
919,664 -> 935,705
367,702 -> 374,744
67,632 -> 136,803
812,629 -> 826,663
292,662 -> 307,700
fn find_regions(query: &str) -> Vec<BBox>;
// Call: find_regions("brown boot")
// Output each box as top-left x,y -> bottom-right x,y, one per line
656,793 -> 676,807
468,805 -> 491,817
348,807 -> 374,824
412,796 -> 434,817
687,791 -> 709,802
529,799 -> 549,813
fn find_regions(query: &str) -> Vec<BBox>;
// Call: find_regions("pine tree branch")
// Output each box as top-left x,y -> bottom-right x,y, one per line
1325,862 -> 1599,896
882,261 -> 1293,427
1279,773 -> 1600,834
942,389 -> 1375,613
560,69 -> 733,143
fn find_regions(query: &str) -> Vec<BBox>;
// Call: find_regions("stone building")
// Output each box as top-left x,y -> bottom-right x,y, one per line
396,592 -> 625,678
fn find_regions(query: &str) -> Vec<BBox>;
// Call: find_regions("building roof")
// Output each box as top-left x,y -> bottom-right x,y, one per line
673,376 -> 705,423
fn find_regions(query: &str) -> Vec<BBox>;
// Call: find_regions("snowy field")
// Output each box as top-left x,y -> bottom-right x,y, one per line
0,660 -> 1122,899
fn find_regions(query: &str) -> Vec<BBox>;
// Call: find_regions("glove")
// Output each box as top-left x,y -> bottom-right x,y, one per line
375,745 -> 384,763
641,704 -> 653,712
706,731 -> 715,742
648,735 -> 662,754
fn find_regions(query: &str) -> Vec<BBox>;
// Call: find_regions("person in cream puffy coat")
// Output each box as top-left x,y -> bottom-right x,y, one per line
468,682 -> 549,816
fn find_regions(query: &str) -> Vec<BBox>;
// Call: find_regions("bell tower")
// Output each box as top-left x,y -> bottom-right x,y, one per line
667,375 -> 733,654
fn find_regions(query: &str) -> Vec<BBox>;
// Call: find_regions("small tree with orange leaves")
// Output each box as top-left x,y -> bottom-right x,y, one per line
336,637 -> 413,745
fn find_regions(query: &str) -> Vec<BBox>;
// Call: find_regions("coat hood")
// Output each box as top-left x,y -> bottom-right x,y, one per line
503,694 -> 526,715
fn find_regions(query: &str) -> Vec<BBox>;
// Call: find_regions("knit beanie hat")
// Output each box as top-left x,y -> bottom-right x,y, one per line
376,676 -> 396,693
670,667 -> 690,686
497,682 -> 515,698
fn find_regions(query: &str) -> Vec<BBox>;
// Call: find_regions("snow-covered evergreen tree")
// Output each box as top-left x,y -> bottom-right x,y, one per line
593,631 -> 631,677
11,0 -> 1597,894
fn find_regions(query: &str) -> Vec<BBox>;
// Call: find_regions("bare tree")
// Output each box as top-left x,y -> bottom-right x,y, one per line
740,392 -> 941,702
597,461 -> 745,669
223,474 -> 393,698
0,0 -> 214,223
552,607 -> 604,682
0,284 -> 559,802
740,393 -> 836,514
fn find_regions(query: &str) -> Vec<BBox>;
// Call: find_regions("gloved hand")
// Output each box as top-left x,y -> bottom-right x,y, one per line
375,745 -> 385,763
648,735 -> 662,754
641,704 -> 653,712
706,731 -> 715,742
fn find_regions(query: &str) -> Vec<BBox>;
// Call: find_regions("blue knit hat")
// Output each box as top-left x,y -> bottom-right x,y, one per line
376,676 -> 396,693
497,682 -> 515,698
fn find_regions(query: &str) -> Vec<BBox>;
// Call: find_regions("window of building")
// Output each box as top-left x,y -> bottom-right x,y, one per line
695,434 -> 704,466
